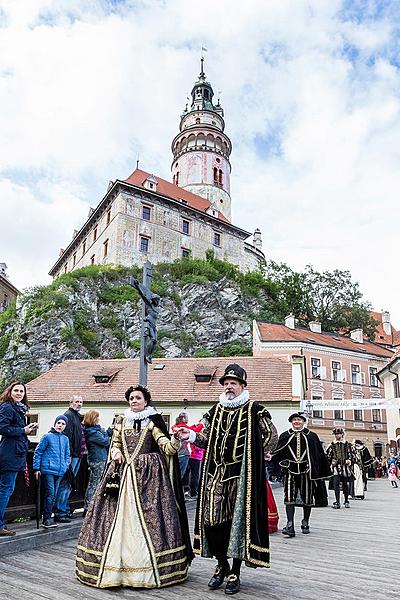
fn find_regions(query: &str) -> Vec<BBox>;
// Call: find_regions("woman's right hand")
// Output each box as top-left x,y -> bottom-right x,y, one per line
34,471 -> 40,480
112,450 -> 124,464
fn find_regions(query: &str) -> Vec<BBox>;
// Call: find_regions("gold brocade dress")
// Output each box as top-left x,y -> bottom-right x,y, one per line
76,418 -> 190,589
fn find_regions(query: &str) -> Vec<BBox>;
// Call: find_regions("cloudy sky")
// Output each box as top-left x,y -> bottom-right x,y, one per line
0,0 -> 399,326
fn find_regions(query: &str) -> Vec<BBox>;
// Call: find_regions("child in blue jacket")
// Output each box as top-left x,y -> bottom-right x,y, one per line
33,415 -> 70,528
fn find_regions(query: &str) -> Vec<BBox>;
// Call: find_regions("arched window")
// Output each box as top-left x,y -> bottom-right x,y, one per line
219,169 -> 223,186
213,167 -> 218,184
196,117 -> 200,124
173,174 -> 176,185
176,172 -> 179,185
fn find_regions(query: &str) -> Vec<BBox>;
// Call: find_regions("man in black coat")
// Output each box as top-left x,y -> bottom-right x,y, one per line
271,412 -> 331,537
54,395 -> 85,522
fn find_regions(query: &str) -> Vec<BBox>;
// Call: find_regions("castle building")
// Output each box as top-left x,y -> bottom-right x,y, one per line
49,62 -> 264,278
0,263 -> 19,312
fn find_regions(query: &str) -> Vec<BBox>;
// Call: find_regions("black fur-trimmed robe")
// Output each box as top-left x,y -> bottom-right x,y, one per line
192,400 -> 277,568
272,428 -> 332,507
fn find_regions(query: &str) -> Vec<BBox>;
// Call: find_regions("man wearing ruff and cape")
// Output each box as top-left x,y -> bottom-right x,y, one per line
178,363 -> 277,595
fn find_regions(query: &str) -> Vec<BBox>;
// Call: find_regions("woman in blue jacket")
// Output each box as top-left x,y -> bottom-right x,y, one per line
33,415 -> 70,528
83,410 -> 112,512
0,381 -> 37,536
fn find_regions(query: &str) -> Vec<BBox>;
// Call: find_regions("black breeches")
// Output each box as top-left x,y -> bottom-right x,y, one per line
333,475 -> 349,502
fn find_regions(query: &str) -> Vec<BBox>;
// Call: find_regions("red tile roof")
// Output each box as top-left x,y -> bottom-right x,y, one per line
26,356 -> 294,407
370,311 -> 399,346
125,169 -> 230,223
256,322 -> 394,358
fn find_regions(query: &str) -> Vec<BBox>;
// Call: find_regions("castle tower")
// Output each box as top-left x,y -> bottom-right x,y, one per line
171,59 -> 232,221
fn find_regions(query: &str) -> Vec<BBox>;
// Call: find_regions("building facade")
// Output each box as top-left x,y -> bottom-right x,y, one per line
49,63 -> 264,278
253,317 -> 394,455
0,263 -> 19,312
377,348 -> 400,452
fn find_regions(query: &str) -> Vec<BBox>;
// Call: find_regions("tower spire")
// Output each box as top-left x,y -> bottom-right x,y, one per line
200,56 -> 205,79
171,61 -> 232,221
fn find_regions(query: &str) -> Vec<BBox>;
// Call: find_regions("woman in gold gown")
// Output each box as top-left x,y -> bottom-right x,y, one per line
76,385 -> 192,589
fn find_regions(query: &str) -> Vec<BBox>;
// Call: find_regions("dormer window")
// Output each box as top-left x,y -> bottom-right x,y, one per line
195,374 -> 212,383
92,369 -> 120,384
144,175 -> 158,191
93,375 -> 111,384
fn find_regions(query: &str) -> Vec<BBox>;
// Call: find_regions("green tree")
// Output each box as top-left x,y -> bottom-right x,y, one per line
265,262 -> 377,339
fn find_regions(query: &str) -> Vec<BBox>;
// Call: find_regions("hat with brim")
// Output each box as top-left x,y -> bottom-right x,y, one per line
332,427 -> 344,435
219,363 -> 247,387
288,412 -> 307,423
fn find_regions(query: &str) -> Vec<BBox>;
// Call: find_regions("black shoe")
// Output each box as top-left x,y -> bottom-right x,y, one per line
208,565 -> 228,590
344,501 -> 350,508
301,520 -> 310,534
54,516 -> 71,523
282,525 -> 295,537
42,519 -> 58,528
332,502 -> 340,509
225,574 -> 240,595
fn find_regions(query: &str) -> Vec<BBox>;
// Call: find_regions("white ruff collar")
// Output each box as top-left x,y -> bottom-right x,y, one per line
124,406 -> 157,423
219,389 -> 249,408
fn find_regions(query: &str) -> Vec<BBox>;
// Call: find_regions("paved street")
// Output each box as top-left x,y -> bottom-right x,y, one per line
0,479 -> 396,600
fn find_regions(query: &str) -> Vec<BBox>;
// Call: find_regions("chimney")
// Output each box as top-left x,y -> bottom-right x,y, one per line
309,321 -> 321,334
381,311 -> 391,336
350,328 -> 364,343
285,314 -> 295,330
253,228 -> 262,250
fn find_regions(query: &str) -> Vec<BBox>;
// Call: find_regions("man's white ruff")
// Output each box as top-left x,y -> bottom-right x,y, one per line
124,406 -> 157,426
219,389 -> 250,408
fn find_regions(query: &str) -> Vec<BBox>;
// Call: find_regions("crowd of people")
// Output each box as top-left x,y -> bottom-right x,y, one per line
0,369 -> 398,594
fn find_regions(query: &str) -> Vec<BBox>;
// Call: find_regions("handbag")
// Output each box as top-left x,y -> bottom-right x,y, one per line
103,469 -> 120,497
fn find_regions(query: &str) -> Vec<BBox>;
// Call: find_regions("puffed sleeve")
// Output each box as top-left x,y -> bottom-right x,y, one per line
150,422 -> 179,456
258,407 -> 278,455
110,416 -> 123,460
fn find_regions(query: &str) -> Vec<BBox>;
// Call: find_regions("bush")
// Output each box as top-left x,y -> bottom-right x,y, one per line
13,368 -> 41,384
99,285 -> 138,304
128,339 -> 141,350
215,341 -> 251,357
73,310 -> 99,356
60,326 -> 76,344
193,349 -> 213,358
25,288 -> 70,320
101,315 -> 119,329
0,303 -> 17,329
0,333 -> 11,358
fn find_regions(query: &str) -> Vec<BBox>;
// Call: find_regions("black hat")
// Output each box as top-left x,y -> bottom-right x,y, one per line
219,363 -> 247,386
288,412 -> 307,423
332,427 -> 344,435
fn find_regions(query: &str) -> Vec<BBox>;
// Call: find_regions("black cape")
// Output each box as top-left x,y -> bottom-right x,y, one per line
272,428 -> 332,481
194,401 -> 270,568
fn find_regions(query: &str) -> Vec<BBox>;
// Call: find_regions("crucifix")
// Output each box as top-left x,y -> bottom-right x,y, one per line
128,260 -> 161,386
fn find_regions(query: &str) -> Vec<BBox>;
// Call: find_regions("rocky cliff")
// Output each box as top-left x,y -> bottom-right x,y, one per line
0,259 -> 277,386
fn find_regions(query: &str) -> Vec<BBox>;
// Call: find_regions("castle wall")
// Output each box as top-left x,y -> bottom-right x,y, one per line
53,189 -> 261,277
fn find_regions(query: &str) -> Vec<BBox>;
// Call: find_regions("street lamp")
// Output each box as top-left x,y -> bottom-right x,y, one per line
305,400 -> 314,418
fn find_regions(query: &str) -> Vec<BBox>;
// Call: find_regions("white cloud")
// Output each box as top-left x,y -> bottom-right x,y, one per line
0,0 -> 399,326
